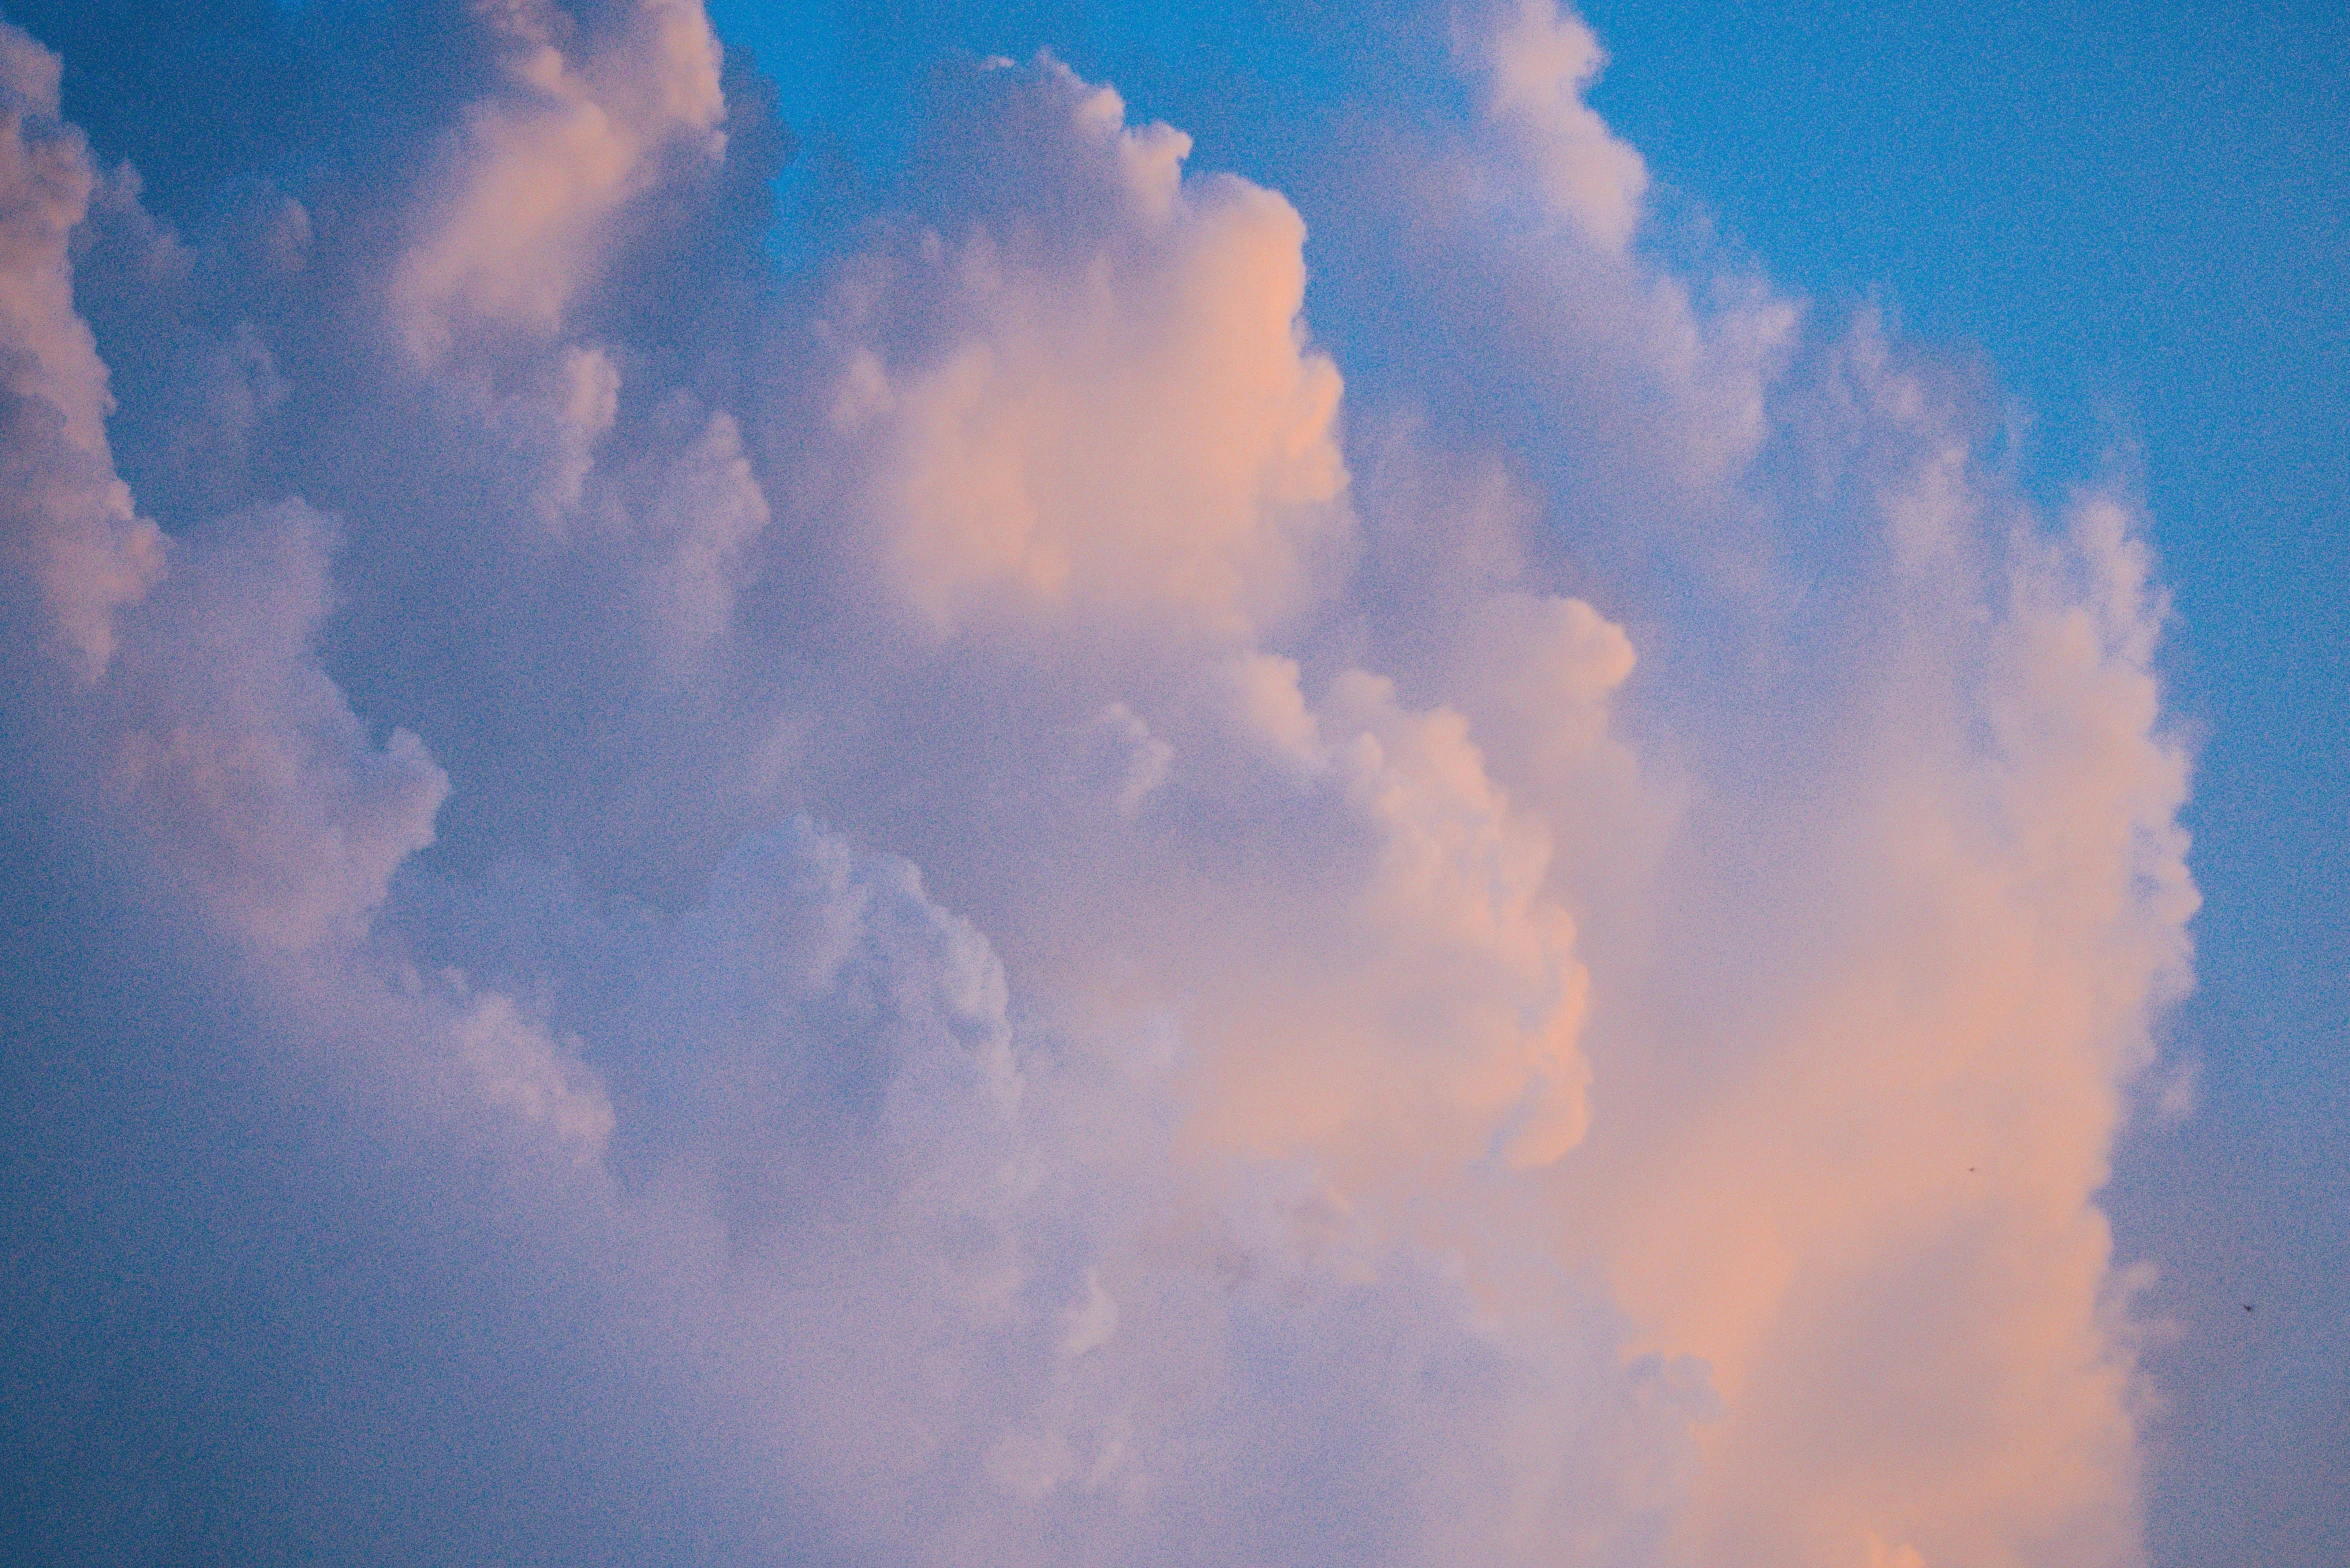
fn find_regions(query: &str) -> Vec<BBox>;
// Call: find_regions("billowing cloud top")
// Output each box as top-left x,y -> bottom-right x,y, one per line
0,3 -> 2194,1566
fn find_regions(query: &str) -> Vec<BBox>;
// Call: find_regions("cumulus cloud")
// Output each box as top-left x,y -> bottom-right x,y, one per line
821,58 -> 1347,639
0,5 -> 2196,1568
392,0 -> 727,360
103,499 -> 447,951
1479,0 -> 1649,249
0,28 -> 162,675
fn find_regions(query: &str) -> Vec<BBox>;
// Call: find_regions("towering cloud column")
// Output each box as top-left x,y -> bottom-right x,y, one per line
0,3 -> 2196,1566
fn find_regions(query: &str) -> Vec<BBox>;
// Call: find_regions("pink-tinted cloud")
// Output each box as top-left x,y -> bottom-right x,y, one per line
0,5 -> 2199,1566
0,31 -> 162,675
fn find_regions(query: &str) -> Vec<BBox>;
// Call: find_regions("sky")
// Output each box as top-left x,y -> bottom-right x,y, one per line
0,2 -> 2341,1565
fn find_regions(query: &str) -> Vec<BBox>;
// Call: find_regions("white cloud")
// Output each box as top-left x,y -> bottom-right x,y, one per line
0,27 -> 163,676
0,6 -> 2199,1566
103,500 -> 447,951
821,58 -> 1347,641
1479,0 -> 1650,249
392,0 -> 726,361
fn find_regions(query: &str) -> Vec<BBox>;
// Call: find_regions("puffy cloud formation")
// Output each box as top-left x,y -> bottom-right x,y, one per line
1480,0 -> 1649,248
392,0 -> 727,359
823,59 -> 1346,638
0,27 -> 161,674
0,3 -> 2194,1567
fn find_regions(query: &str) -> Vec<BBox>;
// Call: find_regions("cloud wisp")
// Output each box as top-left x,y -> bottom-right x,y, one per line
0,3 -> 2193,1566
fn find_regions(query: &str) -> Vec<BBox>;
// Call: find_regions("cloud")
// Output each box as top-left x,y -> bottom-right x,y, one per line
821,56 -> 1347,640
102,499 -> 448,951
0,5 -> 2197,1567
1478,0 -> 1650,249
0,28 -> 163,676
391,0 -> 727,361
